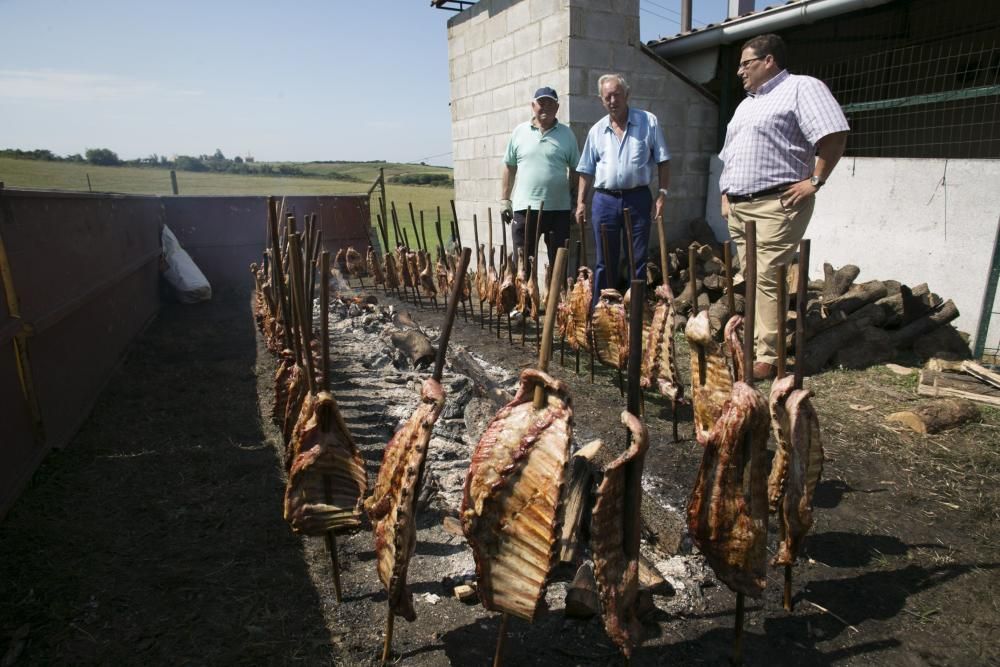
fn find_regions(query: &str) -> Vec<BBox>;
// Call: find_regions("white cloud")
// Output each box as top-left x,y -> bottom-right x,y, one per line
0,69 -> 202,102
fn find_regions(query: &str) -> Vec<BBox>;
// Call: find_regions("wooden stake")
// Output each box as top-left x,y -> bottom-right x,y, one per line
688,244 -> 699,316
733,220 -> 757,667
623,208 -> 636,281
533,202 -> 545,350
783,239 -> 811,613
450,199 -> 463,249
493,612 -> 509,667
381,604 -> 395,666
575,239 -> 582,375
732,592 -> 746,666
288,234 -> 316,393
267,197 -> 294,352
724,241 -> 736,320
794,240 -> 810,391
775,264 -> 787,380
409,202 -> 423,252
654,215 -> 679,440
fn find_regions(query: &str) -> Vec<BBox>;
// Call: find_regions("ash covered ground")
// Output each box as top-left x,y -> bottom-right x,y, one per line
0,285 -> 997,666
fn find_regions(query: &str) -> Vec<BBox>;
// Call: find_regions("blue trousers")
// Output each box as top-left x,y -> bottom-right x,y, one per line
590,188 -> 652,307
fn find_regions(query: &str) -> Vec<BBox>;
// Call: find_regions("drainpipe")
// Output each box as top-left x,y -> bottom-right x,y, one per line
653,0 -> 893,59
681,0 -> 691,33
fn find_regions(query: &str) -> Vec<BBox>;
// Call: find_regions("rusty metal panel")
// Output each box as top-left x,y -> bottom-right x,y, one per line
279,195 -> 373,257
161,197 -> 263,292
162,195 -> 372,291
0,189 -> 161,518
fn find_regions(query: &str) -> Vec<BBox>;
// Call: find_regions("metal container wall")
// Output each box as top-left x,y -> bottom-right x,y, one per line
0,190 -> 162,516
162,195 -> 372,291
1,191 -> 372,517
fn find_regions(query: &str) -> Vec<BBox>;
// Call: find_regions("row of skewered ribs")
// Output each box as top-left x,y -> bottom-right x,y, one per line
253,246 -> 824,658
685,310 -> 824,598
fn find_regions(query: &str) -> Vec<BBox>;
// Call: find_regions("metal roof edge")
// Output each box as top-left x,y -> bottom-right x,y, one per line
647,0 -> 894,59
638,43 -> 719,105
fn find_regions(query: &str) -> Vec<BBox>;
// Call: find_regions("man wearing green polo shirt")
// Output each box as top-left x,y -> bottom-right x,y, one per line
500,86 -> 580,275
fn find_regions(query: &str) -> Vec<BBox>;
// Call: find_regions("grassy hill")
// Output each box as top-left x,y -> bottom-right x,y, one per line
0,157 -> 455,245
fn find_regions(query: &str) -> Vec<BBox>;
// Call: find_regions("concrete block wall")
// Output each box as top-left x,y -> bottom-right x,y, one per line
449,0 -> 571,256
448,0 -> 718,271
566,0 -> 718,249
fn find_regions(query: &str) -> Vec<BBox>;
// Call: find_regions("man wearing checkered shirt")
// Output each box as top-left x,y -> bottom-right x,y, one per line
720,33 -> 849,381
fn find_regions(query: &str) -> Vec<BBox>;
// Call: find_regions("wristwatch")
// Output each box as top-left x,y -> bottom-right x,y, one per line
658,188 -> 669,197
809,175 -> 825,188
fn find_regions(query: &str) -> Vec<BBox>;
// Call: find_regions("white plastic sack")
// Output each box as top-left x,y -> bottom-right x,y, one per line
161,225 -> 211,303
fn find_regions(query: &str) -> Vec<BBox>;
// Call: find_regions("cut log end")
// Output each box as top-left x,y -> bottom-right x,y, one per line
886,398 -> 980,434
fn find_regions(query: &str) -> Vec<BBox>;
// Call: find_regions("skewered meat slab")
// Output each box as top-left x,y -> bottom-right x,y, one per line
485,247 -> 499,304
345,246 -> 364,278
365,378 -> 446,621
766,375 -> 797,511
282,363 -> 309,446
436,254 -> 450,296
591,411 -> 649,656
772,387 -> 824,567
418,250 -> 438,298
556,277 -> 574,342
476,245 -> 489,303
461,369 -> 572,621
567,267 -> 593,351
525,258 -> 541,319
284,391 -> 368,534
592,289 -> 628,369
333,248 -> 347,276
406,252 -> 421,293
496,256 -> 518,314
686,382 -> 770,598
686,311 -> 734,446
285,387 -> 318,468
640,283 -> 683,400
272,351 -> 295,425
515,250 -> 529,314
367,246 -> 384,285
725,316 -> 746,383
383,252 -> 400,290
395,247 -> 412,288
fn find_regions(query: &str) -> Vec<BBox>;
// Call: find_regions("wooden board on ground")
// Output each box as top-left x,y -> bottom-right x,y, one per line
918,368 -> 1000,406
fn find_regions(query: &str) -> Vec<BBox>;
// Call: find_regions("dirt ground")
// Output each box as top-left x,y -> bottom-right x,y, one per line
1,283 -> 998,666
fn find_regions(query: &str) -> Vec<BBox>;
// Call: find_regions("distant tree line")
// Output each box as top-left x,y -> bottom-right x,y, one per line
389,173 -> 453,186
0,147 -> 366,181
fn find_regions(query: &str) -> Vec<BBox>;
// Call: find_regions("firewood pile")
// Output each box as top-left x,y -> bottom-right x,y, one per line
658,234 -> 969,374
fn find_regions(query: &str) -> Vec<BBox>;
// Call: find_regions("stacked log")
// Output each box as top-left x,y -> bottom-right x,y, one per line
654,222 -> 969,376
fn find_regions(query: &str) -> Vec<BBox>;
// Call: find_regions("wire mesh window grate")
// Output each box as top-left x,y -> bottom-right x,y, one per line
804,41 -> 999,159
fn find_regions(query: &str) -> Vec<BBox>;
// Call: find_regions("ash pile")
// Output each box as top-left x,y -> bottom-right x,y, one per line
319,285 -> 713,618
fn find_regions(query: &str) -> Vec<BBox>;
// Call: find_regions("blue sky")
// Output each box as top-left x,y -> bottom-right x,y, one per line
1,0 -> 734,166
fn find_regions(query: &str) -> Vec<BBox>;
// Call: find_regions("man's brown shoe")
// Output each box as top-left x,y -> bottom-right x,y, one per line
752,362 -> 777,381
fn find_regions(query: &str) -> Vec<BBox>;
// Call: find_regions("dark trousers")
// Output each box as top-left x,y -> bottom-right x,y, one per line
590,188 -> 652,307
511,209 -> 572,274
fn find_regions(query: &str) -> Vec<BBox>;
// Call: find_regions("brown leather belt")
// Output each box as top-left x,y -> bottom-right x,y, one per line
726,183 -> 794,203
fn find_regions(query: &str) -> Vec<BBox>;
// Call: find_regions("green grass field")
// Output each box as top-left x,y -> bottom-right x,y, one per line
0,157 -> 455,247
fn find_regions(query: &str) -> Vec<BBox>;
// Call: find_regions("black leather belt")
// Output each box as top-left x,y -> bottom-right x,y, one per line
726,183 -> 794,203
595,186 -> 647,197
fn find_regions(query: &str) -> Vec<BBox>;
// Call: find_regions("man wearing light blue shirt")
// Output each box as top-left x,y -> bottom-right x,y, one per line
576,73 -> 670,306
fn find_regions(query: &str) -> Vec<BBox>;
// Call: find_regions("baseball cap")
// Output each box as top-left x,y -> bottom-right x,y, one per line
533,87 -> 558,102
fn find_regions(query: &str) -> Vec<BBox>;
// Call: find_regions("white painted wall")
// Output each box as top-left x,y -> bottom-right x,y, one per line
706,156 -> 1000,351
